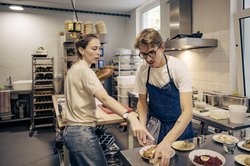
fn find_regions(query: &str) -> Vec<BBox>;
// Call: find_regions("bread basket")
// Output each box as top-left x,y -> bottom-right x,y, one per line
95,65 -> 114,81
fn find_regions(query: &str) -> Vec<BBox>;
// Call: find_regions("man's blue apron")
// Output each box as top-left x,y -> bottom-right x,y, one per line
146,55 -> 194,143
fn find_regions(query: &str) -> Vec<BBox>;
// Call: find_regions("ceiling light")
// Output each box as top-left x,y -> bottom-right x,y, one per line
9,5 -> 24,11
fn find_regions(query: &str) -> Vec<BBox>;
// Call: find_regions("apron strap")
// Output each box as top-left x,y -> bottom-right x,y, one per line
146,67 -> 151,83
146,54 -> 174,84
163,55 -> 174,82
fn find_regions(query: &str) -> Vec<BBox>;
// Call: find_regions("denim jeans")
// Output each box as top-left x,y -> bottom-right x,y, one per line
62,125 -> 108,166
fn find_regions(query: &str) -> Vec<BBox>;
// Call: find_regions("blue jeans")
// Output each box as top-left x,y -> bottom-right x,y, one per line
62,125 -> 108,166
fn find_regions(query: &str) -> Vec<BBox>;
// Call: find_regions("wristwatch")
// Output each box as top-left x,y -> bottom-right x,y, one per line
122,111 -> 130,119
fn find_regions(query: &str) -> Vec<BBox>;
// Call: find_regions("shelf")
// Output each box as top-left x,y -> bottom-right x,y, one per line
0,117 -> 30,123
33,85 -> 53,89
34,79 -> 53,82
33,94 -> 53,97
34,115 -> 54,120
34,123 -> 54,128
34,108 -> 54,112
33,101 -> 53,104
31,56 -> 55,135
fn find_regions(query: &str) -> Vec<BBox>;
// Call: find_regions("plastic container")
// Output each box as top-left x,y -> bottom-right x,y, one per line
115,48 -> 132,55
13,80 -> 32,91
118,95 -> 129,105
117,76 -> 135,86
229,105 -> 247,124
118,85 -> 134,96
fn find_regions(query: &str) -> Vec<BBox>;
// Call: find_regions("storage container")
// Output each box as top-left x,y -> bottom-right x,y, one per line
13,80 -> 32,91
118,95 -> 129,105
221,95 -> 248,110
115,48 -> 132,55
118,85 -> 134,96
117,76 -> 135,86
229,105 -> 247,124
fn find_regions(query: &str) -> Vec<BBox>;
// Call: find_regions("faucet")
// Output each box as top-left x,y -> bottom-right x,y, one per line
5,75 -> 13,90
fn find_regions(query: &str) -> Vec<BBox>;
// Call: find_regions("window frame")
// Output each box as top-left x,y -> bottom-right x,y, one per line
234,7 -> 250,97
138,0 -> 161,32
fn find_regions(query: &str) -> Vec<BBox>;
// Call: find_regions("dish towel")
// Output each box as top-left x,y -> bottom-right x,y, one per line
0,90 -> 11,114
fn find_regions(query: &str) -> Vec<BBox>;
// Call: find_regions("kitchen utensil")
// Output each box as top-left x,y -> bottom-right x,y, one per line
221,95 -> 248,110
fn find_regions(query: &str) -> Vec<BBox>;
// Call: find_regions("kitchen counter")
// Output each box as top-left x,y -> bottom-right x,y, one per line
193,111 -> 250,133
120,130 -> 250,166
128,92 -> 250,134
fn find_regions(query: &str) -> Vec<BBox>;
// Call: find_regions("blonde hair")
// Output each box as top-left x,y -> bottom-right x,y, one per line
134,28 -> 163,49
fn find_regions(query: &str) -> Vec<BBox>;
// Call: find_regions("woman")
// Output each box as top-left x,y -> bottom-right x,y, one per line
134,28 -> 194,166
62,34 -> 153,166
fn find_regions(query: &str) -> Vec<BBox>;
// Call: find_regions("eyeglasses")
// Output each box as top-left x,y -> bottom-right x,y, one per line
139,47 -> 159,59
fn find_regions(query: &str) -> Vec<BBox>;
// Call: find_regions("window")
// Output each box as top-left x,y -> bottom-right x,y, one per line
142,5 -> 160,30
244,0 -> 250,9
234,7 -> 250,97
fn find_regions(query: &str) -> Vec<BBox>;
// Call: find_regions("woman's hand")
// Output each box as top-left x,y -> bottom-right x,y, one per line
127,112 -> 155,143
136,131 -> 154,146
153,141 -> 172,166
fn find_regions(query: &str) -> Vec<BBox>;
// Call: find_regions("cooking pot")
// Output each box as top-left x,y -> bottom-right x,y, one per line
229,105 -> 247,124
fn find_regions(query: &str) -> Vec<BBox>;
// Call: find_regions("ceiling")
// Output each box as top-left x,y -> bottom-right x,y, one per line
0,0 -> 150,13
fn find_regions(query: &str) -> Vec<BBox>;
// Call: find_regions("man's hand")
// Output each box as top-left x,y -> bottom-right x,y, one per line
127,112 -> 155,142
153,141 -> 172,166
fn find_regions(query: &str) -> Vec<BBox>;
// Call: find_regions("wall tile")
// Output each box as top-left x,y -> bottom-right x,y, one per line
175,31 -> 230,94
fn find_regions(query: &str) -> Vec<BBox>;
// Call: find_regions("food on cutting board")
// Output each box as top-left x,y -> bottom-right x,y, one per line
193,154 -> 223,166
245,157 -> 250,165
243,139 -> 250,149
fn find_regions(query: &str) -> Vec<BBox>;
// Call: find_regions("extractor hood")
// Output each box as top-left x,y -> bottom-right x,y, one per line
165,0 -> 218,51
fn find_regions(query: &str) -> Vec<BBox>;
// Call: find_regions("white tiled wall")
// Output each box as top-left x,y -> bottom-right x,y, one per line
170,30 -> 230,94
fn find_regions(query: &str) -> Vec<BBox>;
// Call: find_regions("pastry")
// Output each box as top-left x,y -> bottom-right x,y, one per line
143,146 -> 156,158
244,157 -> 250,165
149,158 -> 160,166
243,139 -> 250,149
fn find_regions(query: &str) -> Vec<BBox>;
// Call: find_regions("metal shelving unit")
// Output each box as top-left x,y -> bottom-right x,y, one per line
30,56 -> 55,136
111,52 -> 143,100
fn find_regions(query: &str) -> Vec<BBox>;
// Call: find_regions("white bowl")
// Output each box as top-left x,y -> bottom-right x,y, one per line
189,149 -> 226,166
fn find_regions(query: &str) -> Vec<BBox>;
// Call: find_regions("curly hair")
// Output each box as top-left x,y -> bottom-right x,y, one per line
134,28 -> 163,49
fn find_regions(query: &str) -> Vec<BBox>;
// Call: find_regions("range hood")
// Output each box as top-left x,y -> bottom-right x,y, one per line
165,0 -> 218,51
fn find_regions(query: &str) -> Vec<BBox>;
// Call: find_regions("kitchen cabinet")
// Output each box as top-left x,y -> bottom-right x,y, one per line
30,56 -> 55,136
0,90 -> 32,123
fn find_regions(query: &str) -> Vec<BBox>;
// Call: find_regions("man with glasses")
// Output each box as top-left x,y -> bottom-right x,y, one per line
134,28 -> 194,166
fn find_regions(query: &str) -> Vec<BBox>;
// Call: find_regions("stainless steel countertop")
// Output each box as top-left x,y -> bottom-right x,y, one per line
128,92 -> 250,131
121,130 -> 250,166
